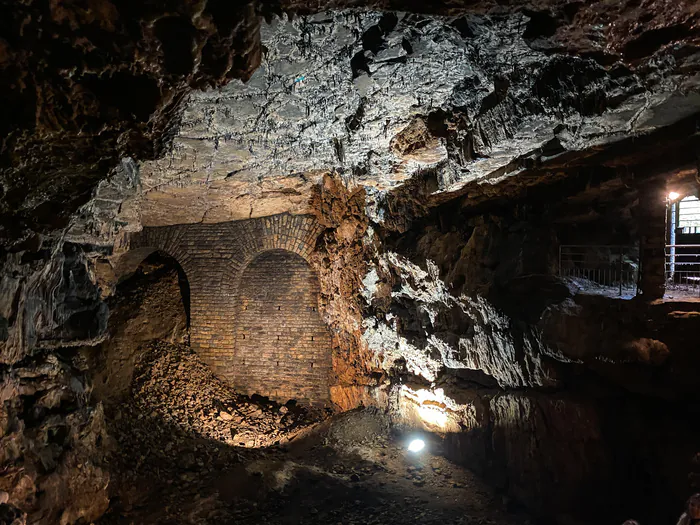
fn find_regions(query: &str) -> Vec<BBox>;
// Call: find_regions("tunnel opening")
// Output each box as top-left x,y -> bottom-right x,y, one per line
665,190 -> 700,300
145,250 -> 191,328
91,249 -> 192,406
116,249 -> 191,328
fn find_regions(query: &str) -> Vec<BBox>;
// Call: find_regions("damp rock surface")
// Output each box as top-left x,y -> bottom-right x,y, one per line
135,8 -> 700,226
0,1 -> 262,246
0,350 -> 110,525
1,3 -> 700,525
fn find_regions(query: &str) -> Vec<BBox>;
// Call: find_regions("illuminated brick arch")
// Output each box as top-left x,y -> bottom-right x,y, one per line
227,249 -> 331,404
110,246 -> 193,327
121,213 -> 329,405
111,246 -> 193,283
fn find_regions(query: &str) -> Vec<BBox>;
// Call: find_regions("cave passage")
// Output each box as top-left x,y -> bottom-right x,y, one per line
666,191 -> 700,300
3,3 -> 700,525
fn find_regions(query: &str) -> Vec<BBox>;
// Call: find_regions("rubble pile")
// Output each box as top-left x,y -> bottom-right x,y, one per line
107,341 -> 326,478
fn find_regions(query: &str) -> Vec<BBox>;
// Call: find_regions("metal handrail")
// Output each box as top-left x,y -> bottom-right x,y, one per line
559,244 -> 638,248
558,244 -> 639,297
665,243 -> 700,298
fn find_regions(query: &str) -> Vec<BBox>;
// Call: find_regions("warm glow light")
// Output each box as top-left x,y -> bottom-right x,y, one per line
417,405 -> 449,429
669,191 -> 681,201
400,386 -> 459,432
408,439 -> 425,452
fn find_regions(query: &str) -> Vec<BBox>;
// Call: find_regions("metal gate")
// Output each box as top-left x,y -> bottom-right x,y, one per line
665,244 -> 700,298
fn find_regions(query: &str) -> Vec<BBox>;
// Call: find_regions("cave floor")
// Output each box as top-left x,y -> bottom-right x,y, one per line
99,410 -> 529,525
95,340 -> 528,525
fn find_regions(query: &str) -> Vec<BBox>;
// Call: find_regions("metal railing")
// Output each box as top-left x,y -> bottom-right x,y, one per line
665,244 -> 700,298
558,245 -> 639,296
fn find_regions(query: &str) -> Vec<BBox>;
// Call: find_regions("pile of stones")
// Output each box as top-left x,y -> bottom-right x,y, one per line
107,341 -> 327,486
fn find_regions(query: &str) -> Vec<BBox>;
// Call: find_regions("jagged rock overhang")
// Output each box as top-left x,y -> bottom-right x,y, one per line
125,7 -> 700,234
2,1 -> 700,247
408,110 -> 700,218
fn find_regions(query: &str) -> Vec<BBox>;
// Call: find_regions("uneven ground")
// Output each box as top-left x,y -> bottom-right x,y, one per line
99,343 -> 527,525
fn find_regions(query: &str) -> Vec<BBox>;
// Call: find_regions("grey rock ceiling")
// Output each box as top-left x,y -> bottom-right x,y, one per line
131,9 -> 700,226
2,1 -> 700,240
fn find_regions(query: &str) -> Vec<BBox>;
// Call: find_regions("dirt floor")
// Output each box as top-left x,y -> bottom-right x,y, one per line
97,342 -> 530,525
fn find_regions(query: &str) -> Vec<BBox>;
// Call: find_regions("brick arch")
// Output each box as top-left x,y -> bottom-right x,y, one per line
111,246 -> 192,284
120,225 -> 195,281
225,248 -> 331,405
239,214 -> 322,264
115,213 -> 328,405
220,214 -> 324,294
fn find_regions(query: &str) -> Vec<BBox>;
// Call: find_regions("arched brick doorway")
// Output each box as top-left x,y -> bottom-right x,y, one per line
112,248 -> 191,327
231,249 -> 331,405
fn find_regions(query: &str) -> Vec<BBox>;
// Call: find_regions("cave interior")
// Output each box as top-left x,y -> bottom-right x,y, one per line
2,1 -> 700,524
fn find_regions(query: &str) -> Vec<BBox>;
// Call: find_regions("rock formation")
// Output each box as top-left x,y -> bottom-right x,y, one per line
2,1 -> 700,524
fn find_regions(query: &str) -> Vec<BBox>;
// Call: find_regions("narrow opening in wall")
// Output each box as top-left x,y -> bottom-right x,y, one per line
118,250 -> 192,328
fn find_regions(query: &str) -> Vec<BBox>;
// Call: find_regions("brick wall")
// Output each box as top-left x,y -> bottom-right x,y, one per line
231,250 -> 330,403
120,213 -> 331,404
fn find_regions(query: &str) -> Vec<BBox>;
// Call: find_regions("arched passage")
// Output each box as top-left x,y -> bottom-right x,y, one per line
94,250 -> 191,404
230,249 -> 331,405
112,249 -> 191,328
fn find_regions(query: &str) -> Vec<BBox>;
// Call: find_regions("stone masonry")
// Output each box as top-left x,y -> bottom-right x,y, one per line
232,250 -> 331,403
118,213 -> 332,404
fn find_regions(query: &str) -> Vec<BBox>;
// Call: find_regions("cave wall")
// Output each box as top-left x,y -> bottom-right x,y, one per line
0,159 -> 695,524
0,241 -> 108,364
0,240 -> 111,523
364,187 -> 700,523
0,2 -> 699,523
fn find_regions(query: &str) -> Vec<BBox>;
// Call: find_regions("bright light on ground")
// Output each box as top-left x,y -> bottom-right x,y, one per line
408,439 -> 425,452
669,191 -> 681,201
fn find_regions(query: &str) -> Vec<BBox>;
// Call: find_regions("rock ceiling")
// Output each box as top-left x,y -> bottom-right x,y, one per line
132,8 -> 700,228
1,0 -> 700,241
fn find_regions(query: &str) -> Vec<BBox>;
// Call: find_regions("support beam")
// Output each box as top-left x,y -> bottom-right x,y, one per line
638,180 -> 667,300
